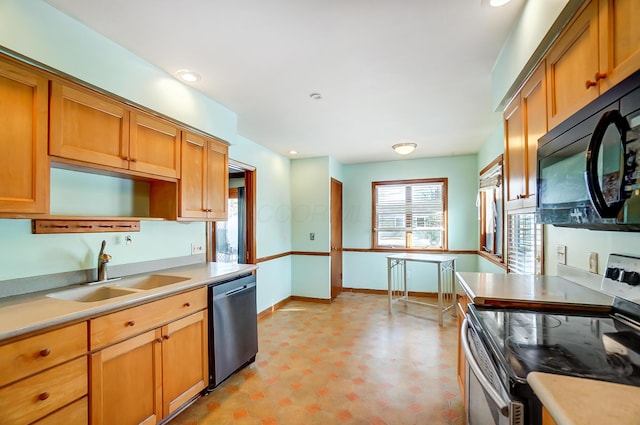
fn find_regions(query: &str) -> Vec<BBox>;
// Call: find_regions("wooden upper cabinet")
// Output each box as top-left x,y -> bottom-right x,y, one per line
206,139 -> 229,221
504,94 -> 526,209
598,0 -> 640,92
522,64 -> 547,208
130,111 -> 181,179
546,0 -> 600,130
504,63 -> 547,210
50,81 -> 130,169
50,82 -> 181,179
180,132 -> 228,220
0,60 -> 49,214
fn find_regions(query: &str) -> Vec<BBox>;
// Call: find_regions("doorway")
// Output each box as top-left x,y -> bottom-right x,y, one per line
331,178 -> 343,299
211,160 -> 256,265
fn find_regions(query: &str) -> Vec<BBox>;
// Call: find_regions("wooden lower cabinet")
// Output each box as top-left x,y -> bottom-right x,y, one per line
456,293 -> 471,409
0,356 -> 87,425
90,310 -> 208,425
32,397 -> 89,425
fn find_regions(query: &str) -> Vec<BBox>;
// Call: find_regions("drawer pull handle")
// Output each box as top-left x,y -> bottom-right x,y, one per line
38,392 -> 50,401
39,348 -> 51,357
126,320 -> 136,327
184,302 -> 191,308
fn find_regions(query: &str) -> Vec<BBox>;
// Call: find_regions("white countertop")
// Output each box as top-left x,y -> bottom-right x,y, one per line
456,272 -> 613,308
0,262 -> 257,341
528,372 -> 640,425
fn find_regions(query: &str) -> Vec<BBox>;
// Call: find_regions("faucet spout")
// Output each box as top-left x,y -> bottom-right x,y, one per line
97,240 -> 111,282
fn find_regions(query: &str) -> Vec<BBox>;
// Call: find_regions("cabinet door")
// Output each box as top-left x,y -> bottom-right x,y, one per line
546,0 -> 599,129
161,310 -> 208,416
130,111 -> 181,178
521,64 -> 547,208
206,139 -> 229,220
180,132 -> 209,219
50,82 -> 130,169
598,0 -> 640,92
504,95 -> 525,209
90,329 -> 162,425
0,60 -> 49,213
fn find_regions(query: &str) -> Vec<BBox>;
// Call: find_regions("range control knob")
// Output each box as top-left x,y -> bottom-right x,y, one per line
605,267 -> 621,280
622,271 -> 640,286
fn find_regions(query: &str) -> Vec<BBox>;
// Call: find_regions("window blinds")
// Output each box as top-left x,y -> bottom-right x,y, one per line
507,212 -> 542,275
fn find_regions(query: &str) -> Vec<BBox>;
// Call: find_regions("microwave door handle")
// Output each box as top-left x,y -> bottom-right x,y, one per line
461,319 -> 510,417
585,110 -> 629,218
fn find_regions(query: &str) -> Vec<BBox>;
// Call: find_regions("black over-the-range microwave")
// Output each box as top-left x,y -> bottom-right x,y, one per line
537,69 -> 640,231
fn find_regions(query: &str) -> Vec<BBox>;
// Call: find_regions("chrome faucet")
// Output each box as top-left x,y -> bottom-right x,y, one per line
97,240 -> 112,282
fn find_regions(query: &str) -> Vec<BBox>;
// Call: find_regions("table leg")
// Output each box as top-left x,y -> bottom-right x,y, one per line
387,257 -> 392,314
437,262 -> 443,326
451,260 -> 457,318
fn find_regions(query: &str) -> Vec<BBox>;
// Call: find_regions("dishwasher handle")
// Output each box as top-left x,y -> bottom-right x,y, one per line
461,318 -> 510,417
225,284 -> 252,297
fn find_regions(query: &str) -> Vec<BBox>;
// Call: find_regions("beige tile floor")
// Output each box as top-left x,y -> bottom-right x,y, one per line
171,292 -> 464,425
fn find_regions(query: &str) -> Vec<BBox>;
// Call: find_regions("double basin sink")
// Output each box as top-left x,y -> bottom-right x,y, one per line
46,275 -> 189,303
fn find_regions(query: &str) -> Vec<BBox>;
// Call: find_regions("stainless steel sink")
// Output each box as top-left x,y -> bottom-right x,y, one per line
115,275 -> 189,290
47,285 -> 137,303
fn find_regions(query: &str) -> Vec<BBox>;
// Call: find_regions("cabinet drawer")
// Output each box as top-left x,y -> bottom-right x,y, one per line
90,287 -> 207,350
32,396 -> 88,425
0,322 -> 87,387
0,356 -> 87,425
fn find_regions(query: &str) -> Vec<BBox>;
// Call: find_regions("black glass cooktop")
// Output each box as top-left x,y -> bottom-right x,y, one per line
469,305 -> 640,387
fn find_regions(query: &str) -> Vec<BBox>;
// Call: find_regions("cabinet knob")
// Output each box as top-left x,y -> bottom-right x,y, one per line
122,156 -> 130,161
38,392 -> 50,401
585,80 -> 598,89
126,320 -> 136,327
130,158 -> 137,163
39,348 -> 51,357
156,338 -> 163,343
184,302 -> 191,308
595,72 -> 607,81
163,334 -> 170,340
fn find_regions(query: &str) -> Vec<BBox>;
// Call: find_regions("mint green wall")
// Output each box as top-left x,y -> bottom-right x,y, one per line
477,126 -> 504,172
290,157 -> 331,299
0,1 -> 293,313
341,155 -> 481,289
343,155 -> 479,249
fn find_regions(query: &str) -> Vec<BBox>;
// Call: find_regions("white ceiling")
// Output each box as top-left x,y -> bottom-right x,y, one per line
46,0 -> 525,164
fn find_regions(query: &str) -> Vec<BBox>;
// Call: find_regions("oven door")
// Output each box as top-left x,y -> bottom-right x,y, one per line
461,319 -> 524,425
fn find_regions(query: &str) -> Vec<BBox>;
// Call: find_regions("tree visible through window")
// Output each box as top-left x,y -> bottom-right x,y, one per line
372,178 -> 447,249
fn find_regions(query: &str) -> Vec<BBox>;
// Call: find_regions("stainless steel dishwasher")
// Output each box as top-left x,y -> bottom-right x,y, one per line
207,272 -> 258,388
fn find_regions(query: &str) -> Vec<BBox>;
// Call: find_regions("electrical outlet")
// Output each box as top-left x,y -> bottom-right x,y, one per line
589,252 -> 598,274
557,245 -> 566,265
310,233 -> 315,241
191,243 -> 204,255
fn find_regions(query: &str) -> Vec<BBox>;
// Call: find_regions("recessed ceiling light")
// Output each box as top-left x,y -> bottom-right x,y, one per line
289,150 -> 298,155
489,0 -> 512,6
309,93 -> 322,100
175,69 -> 201,83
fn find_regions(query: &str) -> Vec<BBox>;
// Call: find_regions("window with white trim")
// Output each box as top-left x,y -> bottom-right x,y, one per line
373,178 -> 447,249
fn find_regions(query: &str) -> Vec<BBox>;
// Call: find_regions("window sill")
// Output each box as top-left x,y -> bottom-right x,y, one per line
478,251 -> 507,271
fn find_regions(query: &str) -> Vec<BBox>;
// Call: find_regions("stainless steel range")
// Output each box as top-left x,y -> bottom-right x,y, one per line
462,254 -> 640,425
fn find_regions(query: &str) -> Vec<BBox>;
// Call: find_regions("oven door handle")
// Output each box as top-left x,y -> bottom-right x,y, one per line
461,318 -> 510,417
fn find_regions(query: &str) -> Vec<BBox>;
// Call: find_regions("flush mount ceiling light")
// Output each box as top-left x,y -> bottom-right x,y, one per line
489,0 -> 512,6
392,143 -> 417,155
309,92 -> 323,100
289,150 -> 298,155
175,69 -> 201,83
